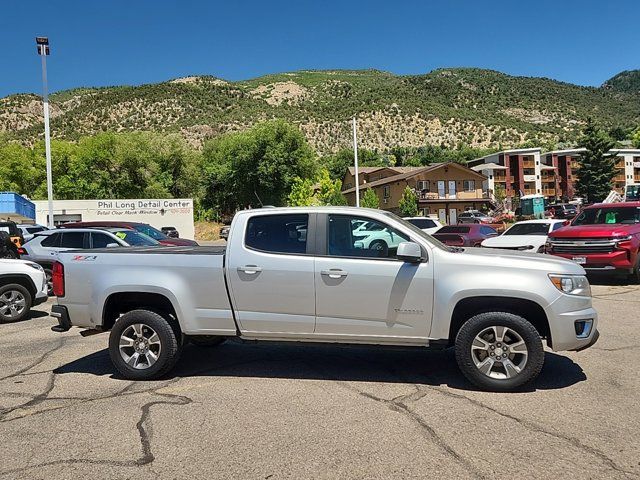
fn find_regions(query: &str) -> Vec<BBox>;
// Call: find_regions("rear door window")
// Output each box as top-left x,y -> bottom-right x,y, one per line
60,232 -> 86,249
40,233 -> 61,247
245,214 -> 309,255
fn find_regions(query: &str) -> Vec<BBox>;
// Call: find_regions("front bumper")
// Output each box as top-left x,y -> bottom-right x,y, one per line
550,251 -> 634,273
547,298 -> 599,352
50,305 -> 71,332
33,294 -> 48,306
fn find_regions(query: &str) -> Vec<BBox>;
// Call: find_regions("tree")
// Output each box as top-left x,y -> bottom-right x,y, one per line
202,120 -> 318,213
316,169 -> 347,206
360,188 -> 380,208
398,186 -> 418,217
575,118 -> 617,203
632,128 -> 640,148
493,183 -> 507,210
287,177 -> 316,206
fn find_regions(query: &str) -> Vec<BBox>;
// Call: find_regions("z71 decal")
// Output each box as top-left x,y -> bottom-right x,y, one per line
72,255 -> 98,261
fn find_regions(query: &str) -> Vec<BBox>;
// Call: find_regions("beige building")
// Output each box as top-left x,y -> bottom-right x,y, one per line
342,163 -> 490,224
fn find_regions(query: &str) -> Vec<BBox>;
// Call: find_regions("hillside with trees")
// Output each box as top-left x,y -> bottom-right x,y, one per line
2,68 -> 639,153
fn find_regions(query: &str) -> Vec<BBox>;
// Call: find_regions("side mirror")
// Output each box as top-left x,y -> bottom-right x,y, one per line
397,242 -> 422,263
106,243 -> 120,248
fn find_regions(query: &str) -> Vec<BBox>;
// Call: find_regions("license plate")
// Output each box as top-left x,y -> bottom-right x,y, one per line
572,256 -> 587,265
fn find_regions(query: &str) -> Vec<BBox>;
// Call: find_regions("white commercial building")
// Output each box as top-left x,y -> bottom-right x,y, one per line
33,198 -> 195,240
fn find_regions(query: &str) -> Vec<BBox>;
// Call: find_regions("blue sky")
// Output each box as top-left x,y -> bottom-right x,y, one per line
1,0 -> 638,97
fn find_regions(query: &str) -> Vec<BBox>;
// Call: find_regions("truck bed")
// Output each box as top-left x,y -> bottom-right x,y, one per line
82,245 -> 226,255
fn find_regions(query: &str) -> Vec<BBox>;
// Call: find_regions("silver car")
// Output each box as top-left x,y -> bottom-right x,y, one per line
17,224 -> 49,242
21,227 -> 158,295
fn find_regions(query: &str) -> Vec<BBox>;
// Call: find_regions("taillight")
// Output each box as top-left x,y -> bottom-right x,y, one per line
52,262 -> 65,297
17,247 -> 27,256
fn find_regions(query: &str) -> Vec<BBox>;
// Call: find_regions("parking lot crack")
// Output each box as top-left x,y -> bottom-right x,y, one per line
0,337 -> 66,382
428,387 -> 638,478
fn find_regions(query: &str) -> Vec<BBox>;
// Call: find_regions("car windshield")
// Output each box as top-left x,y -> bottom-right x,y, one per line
438,226 -> 471,233
112,230 -> 160,246
380,212 -> 451,250
572,207 -> 640,225
503,223 -> 550,236
626,185 -> 640,201
406,218 -> 436,229
133,224 -> 169,240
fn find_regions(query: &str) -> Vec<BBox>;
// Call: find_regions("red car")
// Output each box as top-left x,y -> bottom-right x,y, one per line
59,221 -> 198,246
546,202 -> 640,282
432,224 -> 499,247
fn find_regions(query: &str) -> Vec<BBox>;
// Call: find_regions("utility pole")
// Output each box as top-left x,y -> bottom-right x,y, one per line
352,117 -> 360,207
36,36 -> 54,228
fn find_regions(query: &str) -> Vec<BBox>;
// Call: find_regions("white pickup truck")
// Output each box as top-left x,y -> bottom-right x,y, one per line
51,207 -> 599,391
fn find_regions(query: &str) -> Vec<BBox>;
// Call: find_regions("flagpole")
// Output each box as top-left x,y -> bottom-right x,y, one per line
352,117 -> 360,207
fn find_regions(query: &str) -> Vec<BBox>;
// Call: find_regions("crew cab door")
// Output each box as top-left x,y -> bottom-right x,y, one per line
314,214 -> 434,342
226,212 -> 316,336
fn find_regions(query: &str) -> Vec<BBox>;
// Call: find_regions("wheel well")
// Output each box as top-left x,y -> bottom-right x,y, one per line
449,296 -> 551,347
0,275 -> 37,299
102,292 -> 179,332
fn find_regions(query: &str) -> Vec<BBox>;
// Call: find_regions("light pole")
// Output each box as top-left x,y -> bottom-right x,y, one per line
352,117 -> 360,207
36,36 -> 54,228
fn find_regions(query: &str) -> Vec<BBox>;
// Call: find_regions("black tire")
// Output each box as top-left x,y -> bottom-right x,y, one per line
43,268 -> 54,296
108,309 -> 181,380
454,312 -> 544,392
0,283 -> 32,323
189,335 -> 226,347
369,240 -> 388,257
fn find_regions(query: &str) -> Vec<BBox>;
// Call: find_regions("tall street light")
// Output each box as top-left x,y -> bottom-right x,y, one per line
36,36 -> 54,228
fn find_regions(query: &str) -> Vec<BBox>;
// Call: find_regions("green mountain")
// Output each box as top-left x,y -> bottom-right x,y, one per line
1,68 -> 639,153
602,70 -> 640,93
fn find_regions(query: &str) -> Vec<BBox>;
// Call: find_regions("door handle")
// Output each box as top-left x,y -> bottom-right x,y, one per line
321,269 -> 348,279
237,265 -> 262,274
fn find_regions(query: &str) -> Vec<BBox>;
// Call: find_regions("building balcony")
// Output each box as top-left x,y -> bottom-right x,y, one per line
542,188 -> 556,196
415,190 -> 487,201
522,160 -> 535,168
613,175 -> 626,182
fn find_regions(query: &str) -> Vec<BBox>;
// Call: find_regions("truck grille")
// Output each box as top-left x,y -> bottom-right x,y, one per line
549,238 -> 617,254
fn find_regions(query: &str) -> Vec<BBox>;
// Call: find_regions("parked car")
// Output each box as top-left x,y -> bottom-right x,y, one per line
481,220 -> 567,253
0,259 -> 48,322
219,224 -> 231,240
161,226 -> 179,238
546,204 -> 578,220
546,202 -> 640,282
433,224 -> 498,247
457,211 -> 495,224
352,219 -> 407,255
17,224 -> 49,242
20,228 -> 159,295
403,216 -> 443,235
51,206 -> 598,391
0,221 -> 25,248
59,221 -> 198,246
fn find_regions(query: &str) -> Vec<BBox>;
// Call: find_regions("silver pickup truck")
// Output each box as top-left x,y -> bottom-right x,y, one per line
51,207 -> 599,391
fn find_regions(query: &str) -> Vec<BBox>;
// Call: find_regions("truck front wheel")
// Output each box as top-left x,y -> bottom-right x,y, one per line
454,312 -> 544,391
108,309 -> 180,380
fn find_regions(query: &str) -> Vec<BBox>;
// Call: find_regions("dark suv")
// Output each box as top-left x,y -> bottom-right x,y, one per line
59,221 -> 198,246
547,204 -> 578,219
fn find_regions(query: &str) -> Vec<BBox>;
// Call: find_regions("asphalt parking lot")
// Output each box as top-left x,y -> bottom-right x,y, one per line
1,283 -> 639,480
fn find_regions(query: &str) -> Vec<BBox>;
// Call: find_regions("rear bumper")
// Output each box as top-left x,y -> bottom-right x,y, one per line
33,294 -> 48,306
50,305 -> 71,332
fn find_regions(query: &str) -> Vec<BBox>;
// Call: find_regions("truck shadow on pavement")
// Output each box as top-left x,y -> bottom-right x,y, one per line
54,341 -> 586,393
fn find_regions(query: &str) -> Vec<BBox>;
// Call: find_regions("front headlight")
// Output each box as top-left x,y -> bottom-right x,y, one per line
549,274 -> 591,296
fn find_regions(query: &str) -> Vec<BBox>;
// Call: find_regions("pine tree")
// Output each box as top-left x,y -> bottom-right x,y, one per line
360,188 -> 380,208
575,118 -> 616,203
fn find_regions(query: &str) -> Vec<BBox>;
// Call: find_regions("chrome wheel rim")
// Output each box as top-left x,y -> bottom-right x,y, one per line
45,271 -> 53,296
471,326 -> 528,380
0,290 -> 26,319
119,323 -> 162,370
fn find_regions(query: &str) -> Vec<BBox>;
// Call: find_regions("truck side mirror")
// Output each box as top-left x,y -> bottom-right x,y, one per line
397,242 -> 422,263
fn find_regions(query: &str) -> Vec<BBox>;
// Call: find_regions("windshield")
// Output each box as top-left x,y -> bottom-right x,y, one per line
113,230 -> 160,246
406,218 -> 436,229
134,224 -> 169,240
626,185 -> 640,201
504,223 -> 550,236
572,207 -> 640,225
439,226 -> 470,234
380,211 -> 451,250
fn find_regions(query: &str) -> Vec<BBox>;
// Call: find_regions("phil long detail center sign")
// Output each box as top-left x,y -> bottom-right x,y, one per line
96,199 -> 192,217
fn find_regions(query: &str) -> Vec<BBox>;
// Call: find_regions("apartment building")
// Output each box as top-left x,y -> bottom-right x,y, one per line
342,162 -> 490,224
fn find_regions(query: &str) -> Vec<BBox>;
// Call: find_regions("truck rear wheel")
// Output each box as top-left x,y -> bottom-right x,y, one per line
108,309 -> 180,380
454,312 -> 544,392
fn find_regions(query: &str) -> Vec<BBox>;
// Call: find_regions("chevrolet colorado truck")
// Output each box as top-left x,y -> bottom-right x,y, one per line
51,207 -> 599,391
546,202 -> 640,282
